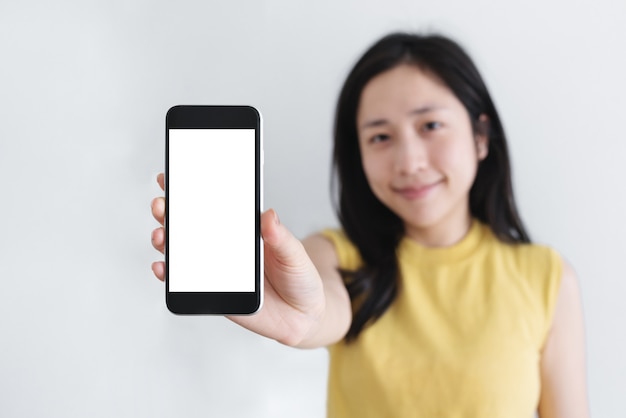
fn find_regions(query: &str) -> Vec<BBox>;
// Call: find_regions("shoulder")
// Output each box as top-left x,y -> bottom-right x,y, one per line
302,233 -> 340,269
505,243 -> 563,300
482,226 -> 563,275
310,229 -> 363,271
502,242 -> 563,290
482,226 -> 563,288
481,228 -> 566,344
525,245 -> 566,347
482,225 -> 561,272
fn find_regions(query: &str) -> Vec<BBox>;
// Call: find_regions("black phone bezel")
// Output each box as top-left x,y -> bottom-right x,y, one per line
165,105 -> 262,315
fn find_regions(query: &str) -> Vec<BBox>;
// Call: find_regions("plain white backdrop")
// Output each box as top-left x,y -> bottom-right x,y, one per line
0,0 -> 624,416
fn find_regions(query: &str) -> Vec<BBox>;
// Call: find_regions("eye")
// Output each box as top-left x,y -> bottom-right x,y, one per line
422,121 -> 442,132
369,134 -> 390,144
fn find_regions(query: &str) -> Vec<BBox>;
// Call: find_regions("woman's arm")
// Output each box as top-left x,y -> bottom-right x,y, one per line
538,259 -> 590,418
295,234 -> 352,348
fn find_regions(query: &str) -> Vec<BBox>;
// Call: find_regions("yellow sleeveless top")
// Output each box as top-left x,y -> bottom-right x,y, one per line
321,220 -> 562,418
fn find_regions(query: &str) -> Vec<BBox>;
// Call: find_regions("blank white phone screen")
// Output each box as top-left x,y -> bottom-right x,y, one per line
168,128 -> 255,292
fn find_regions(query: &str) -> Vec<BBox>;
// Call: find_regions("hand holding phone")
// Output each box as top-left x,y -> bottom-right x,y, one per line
151,182 -> 329,345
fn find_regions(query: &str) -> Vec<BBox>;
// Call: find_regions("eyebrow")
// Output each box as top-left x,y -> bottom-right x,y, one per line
359,105 -> 443,131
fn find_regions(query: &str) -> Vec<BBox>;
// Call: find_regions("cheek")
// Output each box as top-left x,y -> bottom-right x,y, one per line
360,152 -> 388,191
436,140 -> 479,184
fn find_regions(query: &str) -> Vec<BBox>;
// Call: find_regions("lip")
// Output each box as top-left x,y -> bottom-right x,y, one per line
393,180 -> 442,200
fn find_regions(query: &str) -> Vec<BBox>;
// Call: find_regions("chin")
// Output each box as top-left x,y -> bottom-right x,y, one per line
396,208 -> 445,231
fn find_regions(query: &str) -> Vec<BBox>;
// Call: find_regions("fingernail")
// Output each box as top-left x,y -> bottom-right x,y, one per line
274,210 -> 280,225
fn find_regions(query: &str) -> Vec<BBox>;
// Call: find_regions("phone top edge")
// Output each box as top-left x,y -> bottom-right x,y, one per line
166,104 -> 261,113
166,105 -> 261,129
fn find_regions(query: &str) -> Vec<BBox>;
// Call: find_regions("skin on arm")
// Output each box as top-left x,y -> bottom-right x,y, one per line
296,234 -> 352,348
538,260 -> 590,418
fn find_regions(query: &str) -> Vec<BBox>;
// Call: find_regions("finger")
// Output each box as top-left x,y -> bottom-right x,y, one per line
157,173 -> 164,191
151,197 -> 165,225
151,261 -> 165,281
152,227 -> 165,254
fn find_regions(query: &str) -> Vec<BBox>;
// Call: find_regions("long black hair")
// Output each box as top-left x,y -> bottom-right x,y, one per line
332,32 -> 530,342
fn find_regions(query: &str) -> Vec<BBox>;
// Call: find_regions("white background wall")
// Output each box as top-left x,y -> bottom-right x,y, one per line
0,0 -> 624,416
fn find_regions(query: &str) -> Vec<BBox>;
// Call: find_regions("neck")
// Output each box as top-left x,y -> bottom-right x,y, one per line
405,212 -> 472,248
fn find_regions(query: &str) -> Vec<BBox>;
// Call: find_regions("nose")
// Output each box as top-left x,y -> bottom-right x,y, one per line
393,129 -> 427,176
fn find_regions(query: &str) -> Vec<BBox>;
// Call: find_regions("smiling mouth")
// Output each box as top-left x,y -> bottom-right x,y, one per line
393,181 -> 442,200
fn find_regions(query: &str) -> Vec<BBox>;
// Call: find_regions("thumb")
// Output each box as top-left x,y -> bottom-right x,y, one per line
261,209 -> 310,270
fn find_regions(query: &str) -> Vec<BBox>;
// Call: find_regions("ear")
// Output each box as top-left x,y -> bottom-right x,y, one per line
475,114 -> 489,161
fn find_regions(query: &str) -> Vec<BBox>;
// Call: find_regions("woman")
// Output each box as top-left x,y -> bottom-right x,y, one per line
151,33 -> 589,417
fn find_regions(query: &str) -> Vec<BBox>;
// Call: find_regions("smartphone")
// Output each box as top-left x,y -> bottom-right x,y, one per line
165,105 -> 263,314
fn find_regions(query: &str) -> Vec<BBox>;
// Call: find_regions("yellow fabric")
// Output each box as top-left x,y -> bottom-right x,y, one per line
321,220 -> 562,418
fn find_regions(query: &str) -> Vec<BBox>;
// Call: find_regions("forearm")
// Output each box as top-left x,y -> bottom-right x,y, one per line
292,284 -> 352,349
292,234 -> 353,349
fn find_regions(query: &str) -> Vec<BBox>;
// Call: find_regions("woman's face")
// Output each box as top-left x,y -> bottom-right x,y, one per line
356,64 -> 488,243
